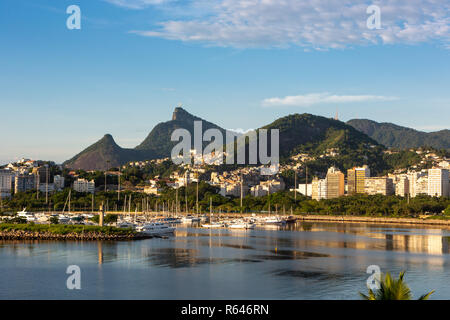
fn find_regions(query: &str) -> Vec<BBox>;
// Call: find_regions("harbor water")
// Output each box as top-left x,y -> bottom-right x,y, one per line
1,221 -> 450,299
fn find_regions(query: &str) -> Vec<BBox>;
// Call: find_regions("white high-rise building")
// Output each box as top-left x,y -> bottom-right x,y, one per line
312,178 -> 327,200
428,168 -> 450,198
73,178 -> 95,194
408,171 -> 428,197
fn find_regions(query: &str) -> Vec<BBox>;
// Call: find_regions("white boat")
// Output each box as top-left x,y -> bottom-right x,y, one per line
182,215 -> 201,223
17,208 -> 37,222
260,216 -> 286,225
135,222 -> 175,236
201,223 -> 224,228
227,221 -> 255,229
117,221 -> 135,229
35,213 -> 49,222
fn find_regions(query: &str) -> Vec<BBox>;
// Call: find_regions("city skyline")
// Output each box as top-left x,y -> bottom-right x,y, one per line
1,0 -> 449,164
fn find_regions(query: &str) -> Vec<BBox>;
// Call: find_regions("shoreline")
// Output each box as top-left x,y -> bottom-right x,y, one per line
296,214 -> 450,226
0,230 -> 151,241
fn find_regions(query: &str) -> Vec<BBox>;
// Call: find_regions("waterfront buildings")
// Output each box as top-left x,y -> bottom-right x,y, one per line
326,167 -> 345,199
294,183 -> 312,197
0,169 -> 13,199
73,178 -> 95,194
395,176 -> 410,197
416,175 -> 430,196
14,174 -> 35,193
364,177 -> 395,196
347,165 -> 370,195
312,178 -> 327,200
428,168 -> 450,197
408,170 -> 429,197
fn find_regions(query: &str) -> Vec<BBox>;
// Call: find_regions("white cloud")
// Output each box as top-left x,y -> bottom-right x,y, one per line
262,93 -> 398,107
228,128 -> 254,134
104,0 -> 171,9
126,0 -> 450,49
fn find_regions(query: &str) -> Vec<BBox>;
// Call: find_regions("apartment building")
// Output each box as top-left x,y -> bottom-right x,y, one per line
428,168 -> 450,197
364,177 -> 394,196
326,167 -> 345,199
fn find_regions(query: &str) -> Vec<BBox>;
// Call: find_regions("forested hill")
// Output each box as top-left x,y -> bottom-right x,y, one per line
347,119 -> 450,150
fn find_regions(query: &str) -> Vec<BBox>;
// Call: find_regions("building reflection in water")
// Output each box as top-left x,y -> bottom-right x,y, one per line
299,223 -> 450,255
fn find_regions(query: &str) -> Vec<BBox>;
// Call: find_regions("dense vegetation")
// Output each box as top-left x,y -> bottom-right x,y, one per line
2,184 -> 449,218
0,223 -> 134,235
348,119 -> 450,150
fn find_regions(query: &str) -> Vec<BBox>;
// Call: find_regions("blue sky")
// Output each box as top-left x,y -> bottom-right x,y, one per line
1,0 -> 449,164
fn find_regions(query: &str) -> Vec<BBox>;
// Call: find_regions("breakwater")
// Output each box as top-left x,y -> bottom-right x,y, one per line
297,214 -> 450,226
0,230 -> 151,241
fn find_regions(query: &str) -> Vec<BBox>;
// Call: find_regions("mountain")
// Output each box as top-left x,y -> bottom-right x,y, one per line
347,119 -> 450,150
261,113 -> 380,156
66,108 -> 419,174
64,107 -> 229,170
135,107 -> 228,158
64,134 -> 152,171
255,113 -> 391,174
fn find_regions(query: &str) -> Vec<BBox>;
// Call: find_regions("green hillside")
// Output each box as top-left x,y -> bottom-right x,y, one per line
347,119 -> 450,150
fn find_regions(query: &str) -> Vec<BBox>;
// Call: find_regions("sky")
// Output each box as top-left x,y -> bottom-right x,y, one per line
0,0 -> 449,165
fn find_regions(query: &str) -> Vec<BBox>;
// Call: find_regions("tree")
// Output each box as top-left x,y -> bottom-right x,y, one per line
444,205 -> 450,216
360,271 -> 434,300
49,216 -> 59,224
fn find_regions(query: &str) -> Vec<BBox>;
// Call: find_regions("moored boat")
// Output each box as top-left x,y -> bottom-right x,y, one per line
135,222 -> 175,236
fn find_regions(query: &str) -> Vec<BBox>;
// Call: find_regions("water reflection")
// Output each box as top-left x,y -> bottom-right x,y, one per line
2,222 -> 450,299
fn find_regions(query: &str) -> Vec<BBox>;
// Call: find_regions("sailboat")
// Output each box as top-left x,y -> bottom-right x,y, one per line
59,190 -> 72,224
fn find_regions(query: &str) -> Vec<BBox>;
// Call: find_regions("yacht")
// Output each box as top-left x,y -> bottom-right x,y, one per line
135,222 -> 175,236
227,220 -> 255,229
17,208 -> 36,222
201,222 -> 224,228
261,216 -> 286,225
181,215 -> 201,223
116,221 -> 135,229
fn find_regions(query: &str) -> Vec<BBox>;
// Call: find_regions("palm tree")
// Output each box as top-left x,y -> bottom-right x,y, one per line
360,271 -> 434,300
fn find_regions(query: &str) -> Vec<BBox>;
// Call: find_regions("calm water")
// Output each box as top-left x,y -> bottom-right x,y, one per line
2,221 -> 450,300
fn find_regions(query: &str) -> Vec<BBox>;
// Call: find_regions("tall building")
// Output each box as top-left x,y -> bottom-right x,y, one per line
416,176 -> 429,196
14,174 -> 35,193
395,176 -> 410,197
312,177 -> 327,200
326,167 -> 345,199
73,178 -> 95,194
347,169 -> 356,195
347,165 -> 370,195
408,170 -> 428,197
428,168 -> 450,197
364,177 -> 394,196
54,175 -> 65,191
0,169 -> 13,199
